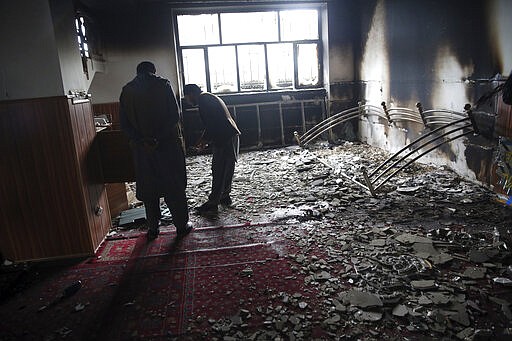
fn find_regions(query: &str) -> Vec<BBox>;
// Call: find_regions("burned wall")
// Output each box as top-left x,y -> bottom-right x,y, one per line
356,0 -> 511,186
326,0 -> 368,140
87,2 -> 179,104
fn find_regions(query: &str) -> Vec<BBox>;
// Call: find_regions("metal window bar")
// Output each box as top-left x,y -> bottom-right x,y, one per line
226,98 -> 326,146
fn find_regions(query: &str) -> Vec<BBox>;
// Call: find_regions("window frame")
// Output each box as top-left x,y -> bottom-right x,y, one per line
175,7 -> 323,95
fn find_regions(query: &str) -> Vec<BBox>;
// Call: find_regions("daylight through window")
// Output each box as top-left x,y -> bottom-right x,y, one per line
176,9 -> 322,94
75,16 -> 89,58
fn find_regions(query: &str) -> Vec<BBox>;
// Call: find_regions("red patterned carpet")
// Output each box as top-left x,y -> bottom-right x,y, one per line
0,221 -> 318,340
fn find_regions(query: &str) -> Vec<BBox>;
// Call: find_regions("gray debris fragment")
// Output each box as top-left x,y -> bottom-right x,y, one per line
455,327 -> 474,340
395,233 -> 433,245
314,271 -> 332,280
354,310 -> 382,322
462,267 -> 486,279
340,289 -> 383,308
392,304 -> 408,317
493,277 -> 512,286
411,280 -> 437,290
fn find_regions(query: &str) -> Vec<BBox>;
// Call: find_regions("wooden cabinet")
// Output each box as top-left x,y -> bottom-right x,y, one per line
0,96 -> 111,262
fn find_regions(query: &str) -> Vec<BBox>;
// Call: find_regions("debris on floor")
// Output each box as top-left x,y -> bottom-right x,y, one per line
178,142 -> 512,340
4,142 -> 510,340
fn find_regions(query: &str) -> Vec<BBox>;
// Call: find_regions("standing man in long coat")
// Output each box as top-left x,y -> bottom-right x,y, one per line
120,61 -> 192,240
184,84 -> 241,213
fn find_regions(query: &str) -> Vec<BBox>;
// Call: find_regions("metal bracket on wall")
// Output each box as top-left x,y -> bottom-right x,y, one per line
68,90 -> 91,104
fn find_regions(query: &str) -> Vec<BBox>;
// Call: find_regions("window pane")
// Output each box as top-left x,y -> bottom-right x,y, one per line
267,43 -> 293,89
182,49 -> 207,91
238,45 -> 266,92
280,10 -> 318,41
221,12 -> 278,44
208,46 -> 238,93
178,14 -> 219,46
297,43 -> 319,86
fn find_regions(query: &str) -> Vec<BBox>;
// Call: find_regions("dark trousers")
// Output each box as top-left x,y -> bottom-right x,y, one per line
144,193 -> 189,232
208,135 -> 239,204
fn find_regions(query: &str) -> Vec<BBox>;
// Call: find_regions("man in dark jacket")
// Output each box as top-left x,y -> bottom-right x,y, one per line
120,61 -> 192,240
184,84 -> 241,213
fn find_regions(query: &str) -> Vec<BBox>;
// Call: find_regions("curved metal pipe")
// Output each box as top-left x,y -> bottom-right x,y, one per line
301,104 -> 386,139
373,130 -> 475,191
302,112 -> 361,145
371,123 -> 473,184
423,109 -> 466,117
369,117 -> 470,177
300,107 -> 360,140
301,106 -> 387,145
388,108 -> 421,116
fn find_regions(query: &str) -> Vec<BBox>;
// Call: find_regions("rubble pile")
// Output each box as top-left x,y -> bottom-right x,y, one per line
181,142 -> 512,340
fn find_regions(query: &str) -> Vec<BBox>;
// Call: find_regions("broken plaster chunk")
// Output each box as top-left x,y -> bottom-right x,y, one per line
456,327 -> 474,340
462,267 -> 486,279
493,277 -> 512,286
430,252 -> 453,265
332,299 -> 346,312
418,295 -> 433,305
314,271 -> 332,281
468,248 -> 498,263
340,289 -> 383,308
396,186 -> 422,194
427,292 -> 452,305
354,310 -> 383,322
392,304 -> 408,317
446,304 -> 471,327
411,280 -> 437,290
413,242 -> 440,259
241,267 -> 253,276
395,233 -> 433,245
323,314 -> 341,325
74,303 -> 85,312
370,239 -> 386,247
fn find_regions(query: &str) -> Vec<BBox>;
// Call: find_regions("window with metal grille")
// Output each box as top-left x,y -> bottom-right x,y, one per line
75,15 -> 90,59
176,9 -> 322,94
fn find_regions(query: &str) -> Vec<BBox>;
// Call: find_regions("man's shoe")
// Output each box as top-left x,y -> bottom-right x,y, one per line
176,222 -> 193,238
195,202 -> 218,213
147,228 -> 160,241
219,196 -> 232,206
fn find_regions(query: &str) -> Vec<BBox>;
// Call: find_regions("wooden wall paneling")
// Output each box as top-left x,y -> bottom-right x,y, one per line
96,130 -> 136,183
92,102 -> 121,130
106,183 -> 129,218
0,97 -> 92,260
0,96 -> 111,261
68,99 -> 111,251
